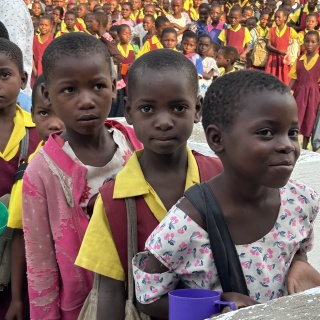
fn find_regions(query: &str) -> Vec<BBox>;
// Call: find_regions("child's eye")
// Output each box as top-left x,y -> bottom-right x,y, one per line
94,83 -> 105,90
140,106 -> 153,113
63,87 -> 74,94
257,129 -> 273,136
289,129 -> 299,137
1,72 -> 10,79
39,111 -> 49,116
173,105 -> 186,112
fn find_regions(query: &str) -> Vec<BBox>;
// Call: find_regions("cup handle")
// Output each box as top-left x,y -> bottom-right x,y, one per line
214,300 -> 237,311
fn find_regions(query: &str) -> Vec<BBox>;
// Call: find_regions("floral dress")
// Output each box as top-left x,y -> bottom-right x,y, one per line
133,180 -> 319,304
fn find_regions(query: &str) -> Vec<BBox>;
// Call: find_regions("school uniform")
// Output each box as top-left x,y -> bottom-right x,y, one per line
137,34 -> 162,57
289,53 -> 320,137
54,26 -> 81,38
265,25 -> 298,85
219,66 -> 237,76
75,148 -> 223,281
203,21 -> 227,43
290,6 -> 319,31
185,52 -> 204,77
218,24 -> 252,54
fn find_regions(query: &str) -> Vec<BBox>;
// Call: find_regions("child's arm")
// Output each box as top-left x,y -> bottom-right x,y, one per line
32,59 -> 37,77
240,42 -> 251,61
288,79 -> 296,91
97,275 -> 126,320
266,39 -> 287,55
203,69 -> 214,80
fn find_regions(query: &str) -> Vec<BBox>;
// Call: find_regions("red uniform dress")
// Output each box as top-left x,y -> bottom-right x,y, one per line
265,26 -> 291,85
118,44 -> 136,95
293,55 -> 320,137
226,27 -> 245,54
31,33 -> 54,88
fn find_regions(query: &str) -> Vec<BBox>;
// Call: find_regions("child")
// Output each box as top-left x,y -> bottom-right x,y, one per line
211,41 -> 221,58
45,4 -> 54,15
218,6 -> 252,61
246,16 -> 258,30
159,0 -> 171,16
31,2 -> 42,29
110,0 -> 122,22
266,0 -> 277,27
114,2 -> 136,27
51,6 -> 64,36
142,14 -> 156,45
220,11 -> 228,24
195,3 -> 210,35
22,33 -> 142,320
138,16 -> 170,56
117,24 -> 139,94
109,24 -> 120,41
131,0 -> 144,24
75,49 -> 223,320
190,0 -> 203,21
5,74 -> 65,320
289,31 -> 320,149
55,10 -> 79,37
0,38 -> 41,319
265,9 -> 298,85
161,27 -> 179,49
181,31 -> 204,78
204,4 -> 227,43
77,3 -> 89,31
298,13 -> 319,53
31,16 -> 54,88
132,70 -> 320,318
166,0 -> 193,43
197,34 -> 220,96
242,5 -> 254,25
216,45 -> 239,74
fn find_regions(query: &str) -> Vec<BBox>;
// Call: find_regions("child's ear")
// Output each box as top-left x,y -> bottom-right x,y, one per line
41,82 -> 51,107
194,95 -> 203,123
111,77 -> 117,100
20,71 -> 28,90
124,97 -> 133,125
206,124 -> 224,154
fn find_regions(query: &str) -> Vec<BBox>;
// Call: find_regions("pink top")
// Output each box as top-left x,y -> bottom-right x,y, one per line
22,121 -> 142,319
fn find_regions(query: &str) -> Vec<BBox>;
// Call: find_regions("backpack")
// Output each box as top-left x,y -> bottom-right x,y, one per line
251,28 -> 269,67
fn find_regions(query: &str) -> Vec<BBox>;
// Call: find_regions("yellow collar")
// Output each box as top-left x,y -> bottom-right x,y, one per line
117,43 -> 134,58
227,24 -> 241,32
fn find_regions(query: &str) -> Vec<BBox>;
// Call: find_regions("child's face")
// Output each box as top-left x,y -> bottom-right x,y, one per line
121,4 -> 132,19
182,37 -> 197,54
193,0 -> 203,8
32,87 -> 65,141
242,9 -> 253,20
282,5 -> 292,16
228,11 -> 241,27
55,0 -> 65,7
197,37 -> 212,56
163,0 -> 170,10
216,49 -> 228,68
172,0 -> 183,14
45,0 -> 53,5
65,13 -> 77,30
86,16 -> 100,34
77,5 -> 88,18
259,13 -> 269,28
39,19 -> 52,35
125,70 -> 201,155
43,54 -> 116,137
144,5 -> 156,15
246,18 -> 256,30
110,30 -> 119,41
307,0 -> 317,10
53,9 -> 61,23
119,27 -> 132,43
304,34 -> 319,52
67,3 -> 77,11
32,3 -> 42,17
274,11 -> 286,26
219,91 -> 300,188
267,1 -> 276,12
143,17 -> 154,31
156,22 -> 170,37
0,54 -> 27,112
220,12 -> 227,23
199,8 -> 209,23
210,6 -> 221,23
45,6 -> 54,15
306,16 -> 318,30
110,0 -> 118,13
161,32 -> 178,49
103,3 -> 111,15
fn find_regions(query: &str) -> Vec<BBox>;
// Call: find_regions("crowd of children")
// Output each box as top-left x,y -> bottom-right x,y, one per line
0,0 -> 319,319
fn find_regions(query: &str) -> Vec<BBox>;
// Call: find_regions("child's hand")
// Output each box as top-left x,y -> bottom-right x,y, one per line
287,259 -> 320,294
239,52 -> 247,61
279,50 -> 287,56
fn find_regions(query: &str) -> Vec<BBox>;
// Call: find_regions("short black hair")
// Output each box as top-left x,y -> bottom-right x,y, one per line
182,30 -> 197,42
276,8 -> 288,18
260,9 -> 270,17
117,23 -> 131,34
0,21 -> 10,40
199,3 -> 210,11
212,41 -> 221,52
54,6 -> 64,19
247,16 -> 258,23
65,10 -> 77,18
306,12 -> 319,20
109,25 -> 119,33
42,32 -> 111,84
305,30 -> 320,42
219,46 -> 239,63
122,2 -> 133,10
242,5 -> 253,13
198,33 -> 213,43
129,49 -> 198,98
202,70 -> 289,131
40,15 -> 53,24
0,38 -> 23,74
161,27 -> 177,39
92,11 -> 109,27
229,6 -> 242,15
144,14 -> 155,22
78,3 -> 88,10
31,74 -> 45,107
155,16 -> 170,28
210,4 -> 222,11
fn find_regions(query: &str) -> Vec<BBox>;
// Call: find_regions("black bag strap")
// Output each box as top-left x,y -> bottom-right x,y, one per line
296,6 -> 304,26
184,182 -> 249,295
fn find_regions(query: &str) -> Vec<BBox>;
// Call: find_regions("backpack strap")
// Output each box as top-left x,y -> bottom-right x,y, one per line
296,6 -> 304,26
184,182 -> 248,295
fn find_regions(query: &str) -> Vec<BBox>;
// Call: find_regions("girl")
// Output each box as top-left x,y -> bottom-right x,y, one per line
197,34 -> 220,97
161,27 -> 179,49
265,9 -> 298,85
132,70 -> 320,318
51,6 -> 64,36
195,3 -> 210,35
114,2 -> 136,27
55,10 -> 80,38
298,13 -> 319,54
31,2 -> 42,31
289,31 -> 320,150
31,16 -> 54,88
22,33 -> 142,320
110,0 -> 122,22
142,14 -> 156,45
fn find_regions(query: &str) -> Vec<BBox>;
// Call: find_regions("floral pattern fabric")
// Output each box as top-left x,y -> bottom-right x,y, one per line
133,180 -> 319,304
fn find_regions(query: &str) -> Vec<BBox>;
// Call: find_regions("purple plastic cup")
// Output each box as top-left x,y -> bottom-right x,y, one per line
169,289 -> 236,320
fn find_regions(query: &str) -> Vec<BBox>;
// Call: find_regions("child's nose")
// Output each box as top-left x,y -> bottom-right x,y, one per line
155,112 -> 174,130
49,117 -> 65,131
275,136 -> 296,154
78,91 -> 95,109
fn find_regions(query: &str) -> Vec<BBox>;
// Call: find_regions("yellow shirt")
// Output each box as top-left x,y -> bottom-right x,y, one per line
137,35 -> 162,57
291,5 -> 318,24
189,7 -> 199,21
218,24 -> 252,47
256,24 -> 270,37
298,29 -> 320,45
75,147 -> 200,281
266,25 -> 298,40
288,53 -> 320,82
55,27 -> 80,38
7,142 -> 44,229
219,67 -> 236,76
0,106 -> 35,162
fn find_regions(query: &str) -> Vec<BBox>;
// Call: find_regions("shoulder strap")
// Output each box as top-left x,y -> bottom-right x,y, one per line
19,128 -> 29,165
297,6 -> 304,26
184,182 -> 248,295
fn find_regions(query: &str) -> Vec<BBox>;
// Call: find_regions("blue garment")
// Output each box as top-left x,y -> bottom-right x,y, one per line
185,53 -> 203,77
17,91 -> 32,113
195,20 -> 208,36
203,22 -> 227,44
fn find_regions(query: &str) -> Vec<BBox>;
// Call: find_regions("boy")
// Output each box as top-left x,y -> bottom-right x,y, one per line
216,45 -> 240,75
0,38 -> 41,319
137,16 -> 170,56
161,27 -> 179,49
218,6 -> 252,61
77,3 -> 89,31
204,4 -> 227,43
55,10 -> 80,37
181,31 -> 204,78
195,3 -> 211,35
75,49 -> 223,320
